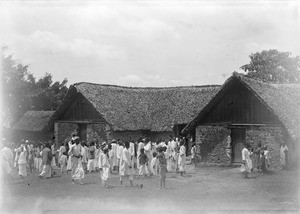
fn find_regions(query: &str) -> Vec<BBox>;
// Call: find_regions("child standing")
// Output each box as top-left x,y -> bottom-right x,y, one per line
157,147 -> 167,189
87,141 -> 96,173
151,152 -> 158,176
138,148 -> 148,178
99,146 -> 110,187
59,142 -> 68,174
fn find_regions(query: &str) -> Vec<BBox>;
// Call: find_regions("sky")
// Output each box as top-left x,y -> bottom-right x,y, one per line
1,1 -> 300,87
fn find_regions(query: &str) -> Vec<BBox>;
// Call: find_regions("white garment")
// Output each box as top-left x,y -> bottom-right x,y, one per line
73,159 -> 84,180
15,145 -> 27,165
119,147 -> 133,178
151,157 -> 158,175
99,153 -> 110,181
178,145 -> 186,172
280,145 -> 289,166
241,148 -> 252,172
81,146 -> 88,163
1,147 -> 13,175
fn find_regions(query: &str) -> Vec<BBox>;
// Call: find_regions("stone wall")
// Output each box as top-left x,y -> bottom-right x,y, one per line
195,125 -> 292,168
245,126 -> 286,169
87,123 -> 110,143
195,126 -> 231,165
55,121 -> 175,145
55,122 -> 78,145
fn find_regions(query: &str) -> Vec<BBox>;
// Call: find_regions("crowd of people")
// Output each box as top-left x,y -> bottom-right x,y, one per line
241,142 -> 289,179
0,135 -> 192,189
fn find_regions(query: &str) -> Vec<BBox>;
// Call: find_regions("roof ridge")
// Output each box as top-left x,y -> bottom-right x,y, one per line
74,82 -> 221,89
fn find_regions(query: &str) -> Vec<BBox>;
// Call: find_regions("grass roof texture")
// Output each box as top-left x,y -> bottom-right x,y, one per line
183,74 -> 300,138
54,83 -> 220,132
13,111 -> 55,132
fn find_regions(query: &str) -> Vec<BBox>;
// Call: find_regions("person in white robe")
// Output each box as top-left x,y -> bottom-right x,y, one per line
68,137 -> 83,184
178,141 -> 186,176
99,146 -> 110,187
280,143 -> 289,170
116,142 -> 124,172
1,141 -> 14,178
81,142 -> 88,174
15,142 -> 27,177
67,139 -> 74,171
241,143 -> 252,179
119,142 -> 134,187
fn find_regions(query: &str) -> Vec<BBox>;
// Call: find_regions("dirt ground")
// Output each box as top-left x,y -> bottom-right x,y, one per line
0,165 -> 299,214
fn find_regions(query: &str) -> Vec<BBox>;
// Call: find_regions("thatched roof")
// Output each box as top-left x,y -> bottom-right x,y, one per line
182,74 -> 300,138
13,111 -> 55,132
54,83 -> 220,131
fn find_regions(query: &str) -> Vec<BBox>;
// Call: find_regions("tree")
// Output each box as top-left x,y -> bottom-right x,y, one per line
240,49 -> 300,84
1,47 -> 68,127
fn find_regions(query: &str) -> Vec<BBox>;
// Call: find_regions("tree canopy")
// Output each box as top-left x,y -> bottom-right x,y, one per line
1,47 -> 68,127
240,49 -> 300,84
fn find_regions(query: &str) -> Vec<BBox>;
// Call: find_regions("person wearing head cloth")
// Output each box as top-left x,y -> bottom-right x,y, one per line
14,139 -> 28,177
1,139 -> 14,179
99,145 -> 110,187
68,136 -> 83,184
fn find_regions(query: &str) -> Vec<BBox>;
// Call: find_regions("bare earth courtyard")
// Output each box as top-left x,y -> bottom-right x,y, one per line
0,165 -> 299,214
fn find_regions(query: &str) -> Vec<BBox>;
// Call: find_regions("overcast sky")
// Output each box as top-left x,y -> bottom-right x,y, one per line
1,1 -> 300,87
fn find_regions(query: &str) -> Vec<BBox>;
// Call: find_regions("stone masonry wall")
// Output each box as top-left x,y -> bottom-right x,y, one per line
245,126 -> 286,169
55,122 -> 78,146
87,123 -> 110,143
196,126 -> 231,165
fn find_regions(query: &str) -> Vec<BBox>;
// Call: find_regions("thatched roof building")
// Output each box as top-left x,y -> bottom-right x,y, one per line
13,111 -> 55,132
183,74 -> 300,139
54,83 -> 220,132
11,111 -> 55,142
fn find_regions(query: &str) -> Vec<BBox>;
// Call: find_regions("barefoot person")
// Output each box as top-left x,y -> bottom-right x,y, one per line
15,140 -> 28,178
1,139 -> 14,180
178,140 -> 186,176
157,147 -> 167,189
39,142 -> 53,179
241,143 -> 252,179
280,142 -> 289,170
119,141 -> 134,187
68,137 -> 83,184
99,146 -> 110,187
59,142 -> 68,174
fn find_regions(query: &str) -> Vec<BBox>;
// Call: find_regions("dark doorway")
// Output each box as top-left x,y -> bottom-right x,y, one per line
78,124 -> 87,142
231,128 -> 245,163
